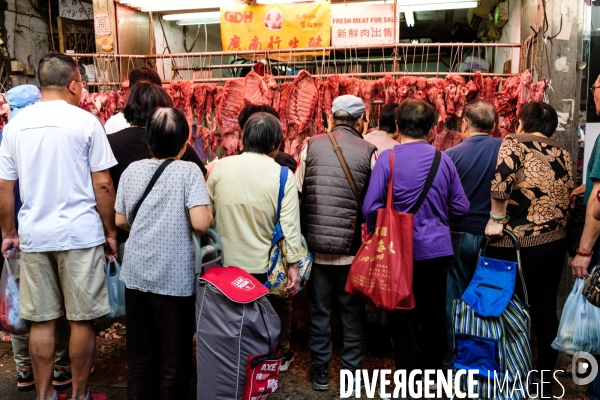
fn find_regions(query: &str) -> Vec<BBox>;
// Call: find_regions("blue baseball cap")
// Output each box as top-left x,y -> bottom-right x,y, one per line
7,85 -> 41,122
332,95 -> 366,119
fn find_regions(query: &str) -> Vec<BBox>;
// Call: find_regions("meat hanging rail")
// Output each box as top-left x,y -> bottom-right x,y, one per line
70,41 -> 529,88
65,41 -> 544,162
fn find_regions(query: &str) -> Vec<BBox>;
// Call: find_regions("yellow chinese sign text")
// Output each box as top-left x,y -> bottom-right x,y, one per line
220,3 -> 331,52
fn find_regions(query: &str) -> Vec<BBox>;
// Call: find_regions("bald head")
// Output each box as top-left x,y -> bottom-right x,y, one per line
463,99 -> 496,134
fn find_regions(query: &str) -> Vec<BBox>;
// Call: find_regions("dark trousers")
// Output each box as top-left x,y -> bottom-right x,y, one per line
389,257 -> 448,373
486,238 -> 567,372
307,264 -> 366,370
125,288 -> 194,400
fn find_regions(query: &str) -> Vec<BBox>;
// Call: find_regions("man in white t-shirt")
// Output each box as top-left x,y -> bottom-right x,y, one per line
104,67 -> 163,134
0,53 -> 118,400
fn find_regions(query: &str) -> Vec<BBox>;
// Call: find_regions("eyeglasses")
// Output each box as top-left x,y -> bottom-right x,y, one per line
591,85 -> 600,95
71,80 -> 87,88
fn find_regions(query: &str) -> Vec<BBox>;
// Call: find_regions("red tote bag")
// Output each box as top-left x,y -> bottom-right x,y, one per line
345,149 -> 441,310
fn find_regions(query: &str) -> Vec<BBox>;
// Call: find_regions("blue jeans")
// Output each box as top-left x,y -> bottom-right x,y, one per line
443,231 -> 484,368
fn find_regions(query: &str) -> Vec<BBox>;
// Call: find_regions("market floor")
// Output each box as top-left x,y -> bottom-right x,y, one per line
0,261 -> 590,400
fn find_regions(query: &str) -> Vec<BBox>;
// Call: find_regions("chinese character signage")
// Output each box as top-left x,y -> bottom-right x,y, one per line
220,3 -> 330,52
94,13 -> 111,36
330,3 -> 398,46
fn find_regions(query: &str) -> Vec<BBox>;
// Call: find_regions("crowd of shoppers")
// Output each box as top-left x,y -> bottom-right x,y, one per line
0,51 -> 592,400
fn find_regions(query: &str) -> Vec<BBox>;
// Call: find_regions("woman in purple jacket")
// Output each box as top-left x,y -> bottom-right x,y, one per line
363,99 -> 469,391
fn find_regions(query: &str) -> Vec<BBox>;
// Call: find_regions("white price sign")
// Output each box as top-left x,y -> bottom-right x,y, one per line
330,3 -> 398,46
59,0 -> 93,21
94,13 -> 111,36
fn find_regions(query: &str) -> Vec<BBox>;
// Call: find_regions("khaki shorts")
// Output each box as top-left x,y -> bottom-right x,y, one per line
19,245 -> 110,322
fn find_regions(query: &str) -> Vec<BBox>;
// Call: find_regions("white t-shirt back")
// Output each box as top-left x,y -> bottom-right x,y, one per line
104,112 -> 130,135
0,100 -> 118,252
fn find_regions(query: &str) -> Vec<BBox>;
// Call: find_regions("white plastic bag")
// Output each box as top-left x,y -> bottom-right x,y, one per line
104,257 -> 126,319
552,278 -> 600,355
0,249 -> 28,334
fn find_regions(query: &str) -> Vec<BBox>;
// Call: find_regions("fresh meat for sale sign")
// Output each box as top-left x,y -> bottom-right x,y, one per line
330,3 -> 398,46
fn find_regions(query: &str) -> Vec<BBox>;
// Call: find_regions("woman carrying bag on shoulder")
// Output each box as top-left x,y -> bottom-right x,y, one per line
114,107 -> 212,400
362,99 -> 469,391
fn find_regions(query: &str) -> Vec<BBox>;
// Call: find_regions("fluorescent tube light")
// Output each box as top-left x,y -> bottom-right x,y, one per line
401,1 -> 478,12
176,18 -> 220,25
163,12 -> 220,21
404,11 -> 415,27
141,4 -> 220,12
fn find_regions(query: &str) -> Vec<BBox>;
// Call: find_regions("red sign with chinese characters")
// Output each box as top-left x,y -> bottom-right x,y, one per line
220,3 -> 330,52
330,3 -> 398,46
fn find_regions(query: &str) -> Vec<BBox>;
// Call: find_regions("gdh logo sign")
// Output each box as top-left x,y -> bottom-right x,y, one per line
224,11 -> 253,23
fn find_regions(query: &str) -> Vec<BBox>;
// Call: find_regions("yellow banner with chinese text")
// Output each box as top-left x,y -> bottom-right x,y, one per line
220,3 -> 331,54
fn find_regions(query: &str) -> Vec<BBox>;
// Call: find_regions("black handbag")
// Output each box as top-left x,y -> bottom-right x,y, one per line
583,264 -> 600,308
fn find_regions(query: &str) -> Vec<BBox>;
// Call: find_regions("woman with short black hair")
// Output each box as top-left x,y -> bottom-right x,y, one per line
122,81 -> 172,127
115,107 -> 213,400
485,101 -> 573,394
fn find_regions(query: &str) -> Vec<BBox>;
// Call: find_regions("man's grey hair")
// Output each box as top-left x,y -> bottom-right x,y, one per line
463,99 -> 496,133
242,112 -> 283,155
38,53 -> 79,89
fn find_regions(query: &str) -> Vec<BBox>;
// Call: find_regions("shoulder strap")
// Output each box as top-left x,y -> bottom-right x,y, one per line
326,130 -> 362,207
131,159 -> 175,224
408,150 -> 441,214
275,166 -> 289,222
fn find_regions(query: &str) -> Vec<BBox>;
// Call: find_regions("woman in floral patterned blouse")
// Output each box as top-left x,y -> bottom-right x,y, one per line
485,102 -> 572,394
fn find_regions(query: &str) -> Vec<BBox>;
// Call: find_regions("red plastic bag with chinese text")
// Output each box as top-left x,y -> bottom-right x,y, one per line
345,151 -> 415,310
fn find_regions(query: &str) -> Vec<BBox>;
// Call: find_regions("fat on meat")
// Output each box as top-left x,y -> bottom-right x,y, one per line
169,81 -> 183,109
221,132 -> 242,156
312,77 -> 325,136
515,70 -> 532,115
430,125 -> 462,151
322,76 -> 338,120
79,89 -> 98,115
396,77 -> 415,103
340,76 -> 359,97
288,71 -> 318,135
383,75 -> 398,104
203,84 -> 218,130
277,82 -> 294,133
180,80 -> 195,132
211,133 -> 222,157
216,80 -> 244,134
500,114 -> 518,137
264,74 -> 278,106
244,71 -> 268,105
359,79 -> 377,120
0,94 -> 9,130
465,80 -> 479,100
198,126 -> 213,155
443,77 -> 457,117
426,78 -> 447,125
530,80 -> 546,102
414,77 -> 428,101
473,72 -> 484,100
194,84 -> 208,126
